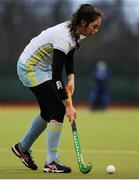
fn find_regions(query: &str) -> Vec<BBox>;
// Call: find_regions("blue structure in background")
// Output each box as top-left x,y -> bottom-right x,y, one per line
89,61 -> 111,110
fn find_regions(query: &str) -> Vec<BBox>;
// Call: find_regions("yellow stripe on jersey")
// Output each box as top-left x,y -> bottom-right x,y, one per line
26,58 -> 38,86
26,44 -> 53,86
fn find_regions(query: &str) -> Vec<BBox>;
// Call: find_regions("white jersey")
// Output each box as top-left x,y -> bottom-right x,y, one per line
17,21 -> 85,87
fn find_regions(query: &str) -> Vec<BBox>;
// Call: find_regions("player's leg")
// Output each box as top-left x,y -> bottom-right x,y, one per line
12,108 -> 47,170
12,115 -> 47,170
20,115 -> 47,150
31,80 -> 71,173
11,82 -> 49,170
102,91 -> 109,109
45,117 -> 71,173
44,121 -> 71,173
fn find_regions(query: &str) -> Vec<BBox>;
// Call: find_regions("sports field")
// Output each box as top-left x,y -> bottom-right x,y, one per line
0,106 -> 139,179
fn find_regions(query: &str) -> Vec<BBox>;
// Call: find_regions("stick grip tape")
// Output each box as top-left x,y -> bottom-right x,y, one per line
72,121 -> 77,131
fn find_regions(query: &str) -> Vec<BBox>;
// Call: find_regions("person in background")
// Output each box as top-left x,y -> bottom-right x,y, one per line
89,61 -> 111,110
12,4 -> 103,173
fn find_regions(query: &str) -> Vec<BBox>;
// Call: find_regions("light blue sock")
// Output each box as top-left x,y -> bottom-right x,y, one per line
20,115 -> 47,151
46,122 -> 63,164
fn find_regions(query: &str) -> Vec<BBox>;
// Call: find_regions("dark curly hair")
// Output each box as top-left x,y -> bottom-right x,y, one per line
68,4 -> 102,35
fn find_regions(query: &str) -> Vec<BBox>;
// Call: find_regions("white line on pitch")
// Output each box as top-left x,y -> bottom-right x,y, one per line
0,148 -> 139,154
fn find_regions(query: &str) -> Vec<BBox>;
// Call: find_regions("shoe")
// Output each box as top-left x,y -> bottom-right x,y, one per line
43,158 -> 71,173
11,143 -> 38,170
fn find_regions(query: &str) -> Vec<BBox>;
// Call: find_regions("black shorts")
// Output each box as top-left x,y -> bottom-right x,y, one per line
29,80 -> 66,123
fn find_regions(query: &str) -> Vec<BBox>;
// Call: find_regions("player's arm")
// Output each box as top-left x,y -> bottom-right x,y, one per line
65,48 -> 75,95
52,49 -> 68,100
52,49 -> 76,123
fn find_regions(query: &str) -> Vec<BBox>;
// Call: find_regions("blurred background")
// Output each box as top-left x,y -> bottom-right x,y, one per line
0,0 -> 139,105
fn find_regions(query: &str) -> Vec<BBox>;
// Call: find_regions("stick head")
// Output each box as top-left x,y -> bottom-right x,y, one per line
80,161 -> 92,174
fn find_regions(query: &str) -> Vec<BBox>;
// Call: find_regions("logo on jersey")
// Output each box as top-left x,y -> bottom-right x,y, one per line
56,81 -> 63,90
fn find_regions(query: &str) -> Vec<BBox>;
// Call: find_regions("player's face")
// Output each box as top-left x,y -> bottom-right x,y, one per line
81,17 -> 102,37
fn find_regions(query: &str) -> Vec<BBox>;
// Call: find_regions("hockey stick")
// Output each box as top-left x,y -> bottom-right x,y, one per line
67,91 -> 92,174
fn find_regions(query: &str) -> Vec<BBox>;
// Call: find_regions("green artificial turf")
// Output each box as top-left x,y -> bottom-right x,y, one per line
0,106 -> 139,179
